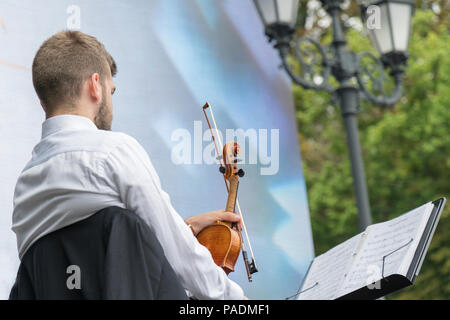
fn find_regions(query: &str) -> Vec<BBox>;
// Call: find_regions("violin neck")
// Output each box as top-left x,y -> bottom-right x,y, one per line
224,176 -> 239,228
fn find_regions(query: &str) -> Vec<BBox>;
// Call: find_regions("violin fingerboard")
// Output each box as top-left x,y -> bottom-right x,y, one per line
225,177 -> 239,214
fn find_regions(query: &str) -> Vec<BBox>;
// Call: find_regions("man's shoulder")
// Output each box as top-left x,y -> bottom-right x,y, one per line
103,130 -> 138,145
93,131 -> 153,173
92,130 -> 142,153
91,131 -> 150,165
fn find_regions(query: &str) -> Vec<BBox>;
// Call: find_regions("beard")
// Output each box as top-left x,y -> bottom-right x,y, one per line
94,88 -> 112,131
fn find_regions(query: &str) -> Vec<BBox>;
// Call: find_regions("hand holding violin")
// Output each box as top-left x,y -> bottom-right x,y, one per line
185,210 -> 242,236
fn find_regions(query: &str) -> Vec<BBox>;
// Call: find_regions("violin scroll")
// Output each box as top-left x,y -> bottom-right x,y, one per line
222,142 -> 245,180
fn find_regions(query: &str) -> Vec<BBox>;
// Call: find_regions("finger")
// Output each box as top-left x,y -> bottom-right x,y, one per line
218,211 -> 241,222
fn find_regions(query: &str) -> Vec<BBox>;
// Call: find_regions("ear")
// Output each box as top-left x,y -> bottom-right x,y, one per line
87,73 -> 102,104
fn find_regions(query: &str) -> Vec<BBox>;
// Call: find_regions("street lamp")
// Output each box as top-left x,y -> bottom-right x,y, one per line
253,0 -> 299,39
361,0 -> 414,56
253,0 -> 415,231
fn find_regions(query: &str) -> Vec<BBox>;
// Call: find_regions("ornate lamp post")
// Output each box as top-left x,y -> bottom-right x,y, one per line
253,0 -> 415,230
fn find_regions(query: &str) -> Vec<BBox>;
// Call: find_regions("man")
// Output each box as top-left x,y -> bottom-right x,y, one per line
12,30 -> 245,300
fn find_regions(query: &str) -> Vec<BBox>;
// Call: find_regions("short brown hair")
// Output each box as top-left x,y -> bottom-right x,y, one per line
32,30 -> 117,111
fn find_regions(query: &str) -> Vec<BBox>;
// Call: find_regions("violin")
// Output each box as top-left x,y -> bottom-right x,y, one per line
196,142 -> 244,274
196,102 -> 258,281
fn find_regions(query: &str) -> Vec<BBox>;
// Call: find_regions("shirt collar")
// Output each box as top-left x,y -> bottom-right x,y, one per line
41,115 -> 98,139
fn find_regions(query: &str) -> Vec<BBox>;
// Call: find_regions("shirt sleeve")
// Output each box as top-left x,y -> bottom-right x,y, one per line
100,134 -> 244,300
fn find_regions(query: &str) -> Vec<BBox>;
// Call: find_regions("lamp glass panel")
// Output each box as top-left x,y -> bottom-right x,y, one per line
388,3 -> 411,52
370,3 -> 393,54
276,0 -> 299,25
255,0 -> 277,25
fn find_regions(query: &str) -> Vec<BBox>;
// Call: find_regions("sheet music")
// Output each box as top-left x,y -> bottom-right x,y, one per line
298,234 -> 362,300
338,202 -> 434,297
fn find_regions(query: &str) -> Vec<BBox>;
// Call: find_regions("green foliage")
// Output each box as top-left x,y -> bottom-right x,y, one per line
294,7 -> 450,299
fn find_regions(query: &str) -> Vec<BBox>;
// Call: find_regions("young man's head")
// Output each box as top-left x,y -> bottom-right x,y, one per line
32,30 -> 117,130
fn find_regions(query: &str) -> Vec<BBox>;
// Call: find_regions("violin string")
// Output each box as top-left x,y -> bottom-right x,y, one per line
206,102 -> 257,264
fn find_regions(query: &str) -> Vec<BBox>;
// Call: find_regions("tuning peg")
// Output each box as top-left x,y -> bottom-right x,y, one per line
219,166 -> 226,174
235,169 -> 245,177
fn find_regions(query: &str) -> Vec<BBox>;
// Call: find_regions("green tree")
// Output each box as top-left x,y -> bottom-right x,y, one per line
294,1 -> 450,299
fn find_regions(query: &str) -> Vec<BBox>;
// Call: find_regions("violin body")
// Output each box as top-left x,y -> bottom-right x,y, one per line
196,221 -> 241,275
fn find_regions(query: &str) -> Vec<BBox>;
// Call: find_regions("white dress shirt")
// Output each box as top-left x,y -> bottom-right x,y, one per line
12,114 -> 244,300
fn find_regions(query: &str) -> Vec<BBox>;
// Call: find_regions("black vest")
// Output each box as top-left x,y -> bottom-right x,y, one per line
9,206 -> 188,300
